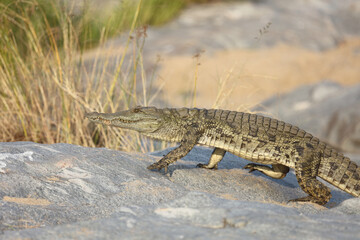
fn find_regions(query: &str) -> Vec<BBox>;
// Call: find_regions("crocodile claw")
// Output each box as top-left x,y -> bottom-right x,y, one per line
243,163 -> 257,173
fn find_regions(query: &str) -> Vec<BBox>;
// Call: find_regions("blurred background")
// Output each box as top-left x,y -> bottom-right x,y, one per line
1,0 -> 359,153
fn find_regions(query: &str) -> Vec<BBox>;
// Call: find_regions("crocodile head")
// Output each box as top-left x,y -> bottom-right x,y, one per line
85,106 -> 166,133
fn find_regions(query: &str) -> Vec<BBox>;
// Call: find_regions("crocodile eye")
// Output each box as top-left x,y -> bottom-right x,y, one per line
133,107 -> 141,113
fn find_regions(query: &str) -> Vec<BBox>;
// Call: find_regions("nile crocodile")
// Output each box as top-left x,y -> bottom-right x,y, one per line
86,106 -> 360,205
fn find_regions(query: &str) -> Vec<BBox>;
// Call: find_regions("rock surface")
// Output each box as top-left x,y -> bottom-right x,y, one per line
105,0 -> 360,58
1,142 -> 360,239
254,81 -> 360,153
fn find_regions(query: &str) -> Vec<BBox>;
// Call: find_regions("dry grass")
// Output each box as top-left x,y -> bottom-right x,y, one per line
0,0 -> 169,152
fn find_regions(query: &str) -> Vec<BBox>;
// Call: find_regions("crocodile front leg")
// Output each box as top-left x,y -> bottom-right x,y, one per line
197,148 -> 226,170
147,129 -> 200,172
244,163 -> 289,179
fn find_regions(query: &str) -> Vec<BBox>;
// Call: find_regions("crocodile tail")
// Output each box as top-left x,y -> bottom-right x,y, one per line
318,152 -> 360,197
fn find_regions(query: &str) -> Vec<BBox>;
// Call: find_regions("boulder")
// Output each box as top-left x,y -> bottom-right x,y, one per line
254,81 -> 360,153
1,142 -> 360,239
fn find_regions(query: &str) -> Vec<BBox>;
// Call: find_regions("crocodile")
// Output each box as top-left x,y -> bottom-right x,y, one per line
86,106 -> 360,205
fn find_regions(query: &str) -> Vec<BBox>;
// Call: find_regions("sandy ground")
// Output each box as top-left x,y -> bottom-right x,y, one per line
157,38 -> 360,110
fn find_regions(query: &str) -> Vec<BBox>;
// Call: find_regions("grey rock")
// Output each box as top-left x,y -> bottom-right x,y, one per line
104,0 -> 360,58
325,103 -> 360,153
254,81 -> 360,153
1,142 -> 360,239
0,142 -> 186,232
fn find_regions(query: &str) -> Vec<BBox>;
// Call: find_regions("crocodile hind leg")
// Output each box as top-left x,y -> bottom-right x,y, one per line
290,147 -> 331,205
197,148 -> 226,170
244,163 -> 289,179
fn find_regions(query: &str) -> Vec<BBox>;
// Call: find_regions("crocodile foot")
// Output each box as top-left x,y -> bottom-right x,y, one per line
147,161 -> 169,173
288,196 -> 327,206
196,163 -> 218,170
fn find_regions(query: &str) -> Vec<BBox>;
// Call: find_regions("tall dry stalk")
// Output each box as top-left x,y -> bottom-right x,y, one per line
0,0 -> 167,153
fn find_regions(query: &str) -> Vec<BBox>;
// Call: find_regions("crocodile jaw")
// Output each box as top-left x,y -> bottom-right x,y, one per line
85,108 -> 163,133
